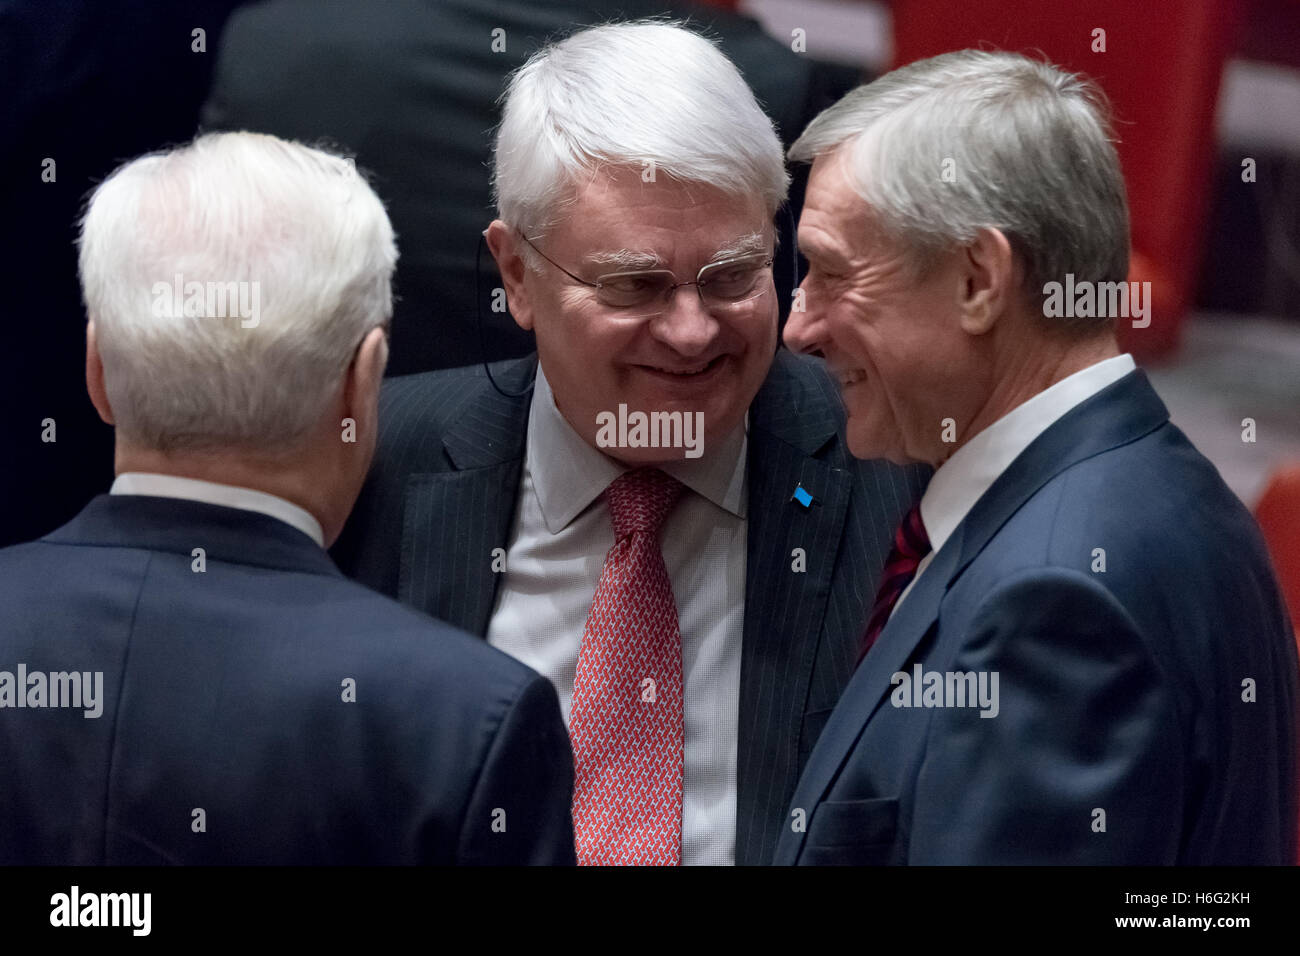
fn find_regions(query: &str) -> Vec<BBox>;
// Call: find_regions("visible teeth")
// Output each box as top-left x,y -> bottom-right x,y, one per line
651,361 -> 711,375
839,369 -> 866,386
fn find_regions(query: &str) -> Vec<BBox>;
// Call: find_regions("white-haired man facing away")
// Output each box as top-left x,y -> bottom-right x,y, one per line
332,21 -> 929,866
0,131 -> 576,865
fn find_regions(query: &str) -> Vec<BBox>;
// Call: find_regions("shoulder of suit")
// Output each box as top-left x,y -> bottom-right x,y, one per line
321,574 -> 543,697
0,538 -> 42,561
962,420 -> 1269,608
1035,422 -> 1254,547
756,349 -> 843,424
381,361 -> 493,405
377,358 -> 527,441
769,347 -> 835,387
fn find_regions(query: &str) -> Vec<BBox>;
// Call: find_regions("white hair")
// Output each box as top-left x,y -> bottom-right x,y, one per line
78,131 -> 397,453
492,19 -> 789,251
789,50 -> 1129,327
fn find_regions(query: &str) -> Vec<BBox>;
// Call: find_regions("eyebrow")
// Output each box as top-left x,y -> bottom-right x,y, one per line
708,232 -> 769,263
585,232 -> 770,273
797,233 -> 846,269
586,248 -> 664,270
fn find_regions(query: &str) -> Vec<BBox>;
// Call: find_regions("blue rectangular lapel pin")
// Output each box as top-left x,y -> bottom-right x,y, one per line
791,484 -> 814,508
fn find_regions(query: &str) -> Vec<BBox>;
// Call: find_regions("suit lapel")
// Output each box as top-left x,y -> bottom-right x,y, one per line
775,369 -> 1171,863
735,352 -> 854,864
397,358 -> 535,635
775,532 -> 962,863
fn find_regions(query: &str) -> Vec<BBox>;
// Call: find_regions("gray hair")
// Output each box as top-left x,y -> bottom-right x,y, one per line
789,50 -> 1129,326
78,131 -> 397,453
492,20 -> 789,252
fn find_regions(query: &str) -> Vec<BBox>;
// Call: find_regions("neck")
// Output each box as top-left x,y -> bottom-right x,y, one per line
114,443 -> 340,543
939,329 -> 1120,467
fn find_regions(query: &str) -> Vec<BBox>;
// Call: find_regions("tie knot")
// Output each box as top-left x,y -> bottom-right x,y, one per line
897,502 -> 930,560
606,467 -> 685,539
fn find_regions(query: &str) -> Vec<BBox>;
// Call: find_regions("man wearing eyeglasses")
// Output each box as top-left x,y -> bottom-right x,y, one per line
331,21 -> 927,866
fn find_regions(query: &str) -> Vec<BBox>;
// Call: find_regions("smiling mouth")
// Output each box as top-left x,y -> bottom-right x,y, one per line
639,355 -> 726,377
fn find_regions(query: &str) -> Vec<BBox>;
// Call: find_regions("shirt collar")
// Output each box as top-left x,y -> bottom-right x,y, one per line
110,472 -> 325,547
920,353 -> 1136,555
526,364 -> 748,534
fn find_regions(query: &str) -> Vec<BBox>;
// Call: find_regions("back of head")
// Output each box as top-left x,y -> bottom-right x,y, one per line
78,131 -> 397,455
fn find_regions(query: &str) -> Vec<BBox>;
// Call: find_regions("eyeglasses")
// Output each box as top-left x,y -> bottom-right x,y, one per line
517,231 -> 774,317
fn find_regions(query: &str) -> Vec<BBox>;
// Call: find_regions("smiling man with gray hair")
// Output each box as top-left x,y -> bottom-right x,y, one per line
0,131 -> 576,865
777,50 -> 1298,865
333,20 -> 927,866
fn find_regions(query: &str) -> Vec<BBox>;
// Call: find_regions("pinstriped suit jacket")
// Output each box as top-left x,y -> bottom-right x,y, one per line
332,349 -> 928,864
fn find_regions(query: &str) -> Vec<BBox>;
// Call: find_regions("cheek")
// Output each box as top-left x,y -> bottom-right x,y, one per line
532,305 -> 615,420
825,303 -> 881,373
827,314 -> 904,424
720,307 -> 776,394
800,274 -> 842,316
537,295 -> 618,372
743,302 -> 778,358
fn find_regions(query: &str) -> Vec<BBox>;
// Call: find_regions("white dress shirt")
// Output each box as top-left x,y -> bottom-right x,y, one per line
486,367 -> 747,865
110,472 -> 325,547
895,353 -> 1137,612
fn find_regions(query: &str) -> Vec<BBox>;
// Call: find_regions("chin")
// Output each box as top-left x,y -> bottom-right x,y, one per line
611,447 -> 697,467
846,424 -> 896,464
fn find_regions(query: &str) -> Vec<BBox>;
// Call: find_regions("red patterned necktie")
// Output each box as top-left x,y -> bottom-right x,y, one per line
570,467 -> 686,865
858,502 -> 931,663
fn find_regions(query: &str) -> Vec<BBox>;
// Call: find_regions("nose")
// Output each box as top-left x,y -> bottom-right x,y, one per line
648,285 -> 719,358
782,276 -> 828,357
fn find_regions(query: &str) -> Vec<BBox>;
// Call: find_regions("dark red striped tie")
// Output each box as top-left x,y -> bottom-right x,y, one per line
858,503 -> 931,663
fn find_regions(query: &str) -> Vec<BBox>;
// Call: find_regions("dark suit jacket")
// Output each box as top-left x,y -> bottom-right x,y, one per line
0,494 -> 576,865
332,349 -> 929,864
775,370 -> 1299,865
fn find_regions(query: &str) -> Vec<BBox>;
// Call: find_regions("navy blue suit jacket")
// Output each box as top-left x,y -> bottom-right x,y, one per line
0,494 -> 576,865
775,370 -> 1299,865
331,350 -> 929,864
